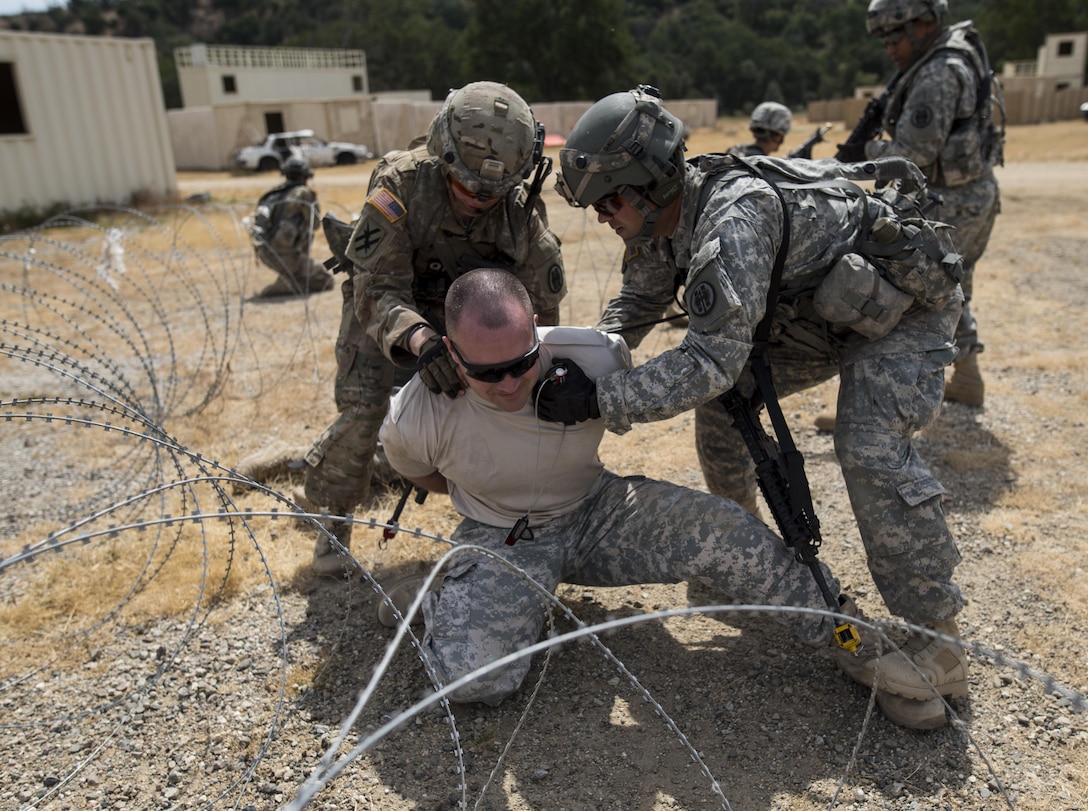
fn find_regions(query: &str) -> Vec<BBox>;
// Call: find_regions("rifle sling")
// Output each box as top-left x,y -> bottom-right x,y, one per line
728,159 -> 838,610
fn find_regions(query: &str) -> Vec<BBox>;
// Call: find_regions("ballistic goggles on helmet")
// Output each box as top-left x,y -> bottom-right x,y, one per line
448,337 -> 540,382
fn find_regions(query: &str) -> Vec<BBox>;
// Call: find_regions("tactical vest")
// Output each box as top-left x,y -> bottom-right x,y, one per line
384,148 -> 542,322
884,21 -> 1005,187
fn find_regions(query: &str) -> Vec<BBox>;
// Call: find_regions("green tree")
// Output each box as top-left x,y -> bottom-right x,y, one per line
462,0 -> 635,102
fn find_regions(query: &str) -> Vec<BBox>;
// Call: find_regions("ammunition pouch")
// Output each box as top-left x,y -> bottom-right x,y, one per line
814,253 -> 914,340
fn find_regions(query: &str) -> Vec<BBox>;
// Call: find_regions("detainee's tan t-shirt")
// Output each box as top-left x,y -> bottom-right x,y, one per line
380,326 -> 631,527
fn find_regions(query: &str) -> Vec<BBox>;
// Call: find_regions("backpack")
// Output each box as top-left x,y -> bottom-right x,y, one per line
706,153 -> 964,335
253,184 -> 292,238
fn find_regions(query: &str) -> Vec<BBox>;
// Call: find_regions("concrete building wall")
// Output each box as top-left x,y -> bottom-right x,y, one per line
1037,32 -> 1087,86
0,30 -> 176,215
175,44 -> 370,108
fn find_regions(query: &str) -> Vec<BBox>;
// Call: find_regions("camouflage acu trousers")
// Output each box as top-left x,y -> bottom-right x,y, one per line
696,300 -> 965,627
303,276 -> 412,511
934,173 -> 1000,355
418,471 -> 840,706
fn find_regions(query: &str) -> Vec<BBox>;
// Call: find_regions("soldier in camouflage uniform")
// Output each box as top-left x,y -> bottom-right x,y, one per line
536,86 -> 969,729
726,101 -> 792,158
301,82 -> 566,575
378,268 -> 902,711
841,0 -> 1002,407
251,157 -> 334,298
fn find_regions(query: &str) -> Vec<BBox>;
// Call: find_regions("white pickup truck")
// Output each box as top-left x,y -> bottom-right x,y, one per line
233,129 -> 375,173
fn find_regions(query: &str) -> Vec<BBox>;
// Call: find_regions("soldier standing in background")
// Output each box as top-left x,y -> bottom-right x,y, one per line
250,156 -> 334,298
299,81 -> 566,575
727,101 -> 793,157
839,0 -> 1002,407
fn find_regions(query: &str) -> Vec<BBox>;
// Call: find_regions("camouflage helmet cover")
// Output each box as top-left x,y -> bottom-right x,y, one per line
426,81 -> 541,198
749,101 -> 792,136
866,0 -> 948,36
556,85 -> 686,209
282,156 -> 312,181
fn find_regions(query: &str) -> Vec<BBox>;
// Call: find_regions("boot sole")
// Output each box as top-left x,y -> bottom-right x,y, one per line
876,691 -> 947,730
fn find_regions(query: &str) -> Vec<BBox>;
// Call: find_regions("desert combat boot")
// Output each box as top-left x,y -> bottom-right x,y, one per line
876,619 -> 969,702
943,352 -> 984,407
833,598 -> 951,729
311,515 -> 357,576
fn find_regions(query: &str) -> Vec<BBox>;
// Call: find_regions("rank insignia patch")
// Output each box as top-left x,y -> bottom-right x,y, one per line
367,188 -> 407,223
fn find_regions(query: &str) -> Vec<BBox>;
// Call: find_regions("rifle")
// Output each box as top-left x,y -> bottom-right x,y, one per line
835,72 -> 901,163
787,123 -> 833,160
321,211 -> 355,275
717,381 -> 861,653
381,481 -> 429,546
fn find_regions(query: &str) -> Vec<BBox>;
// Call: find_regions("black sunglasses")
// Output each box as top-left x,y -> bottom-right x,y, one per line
591,191 -> 623,216
448,338 -> 541,383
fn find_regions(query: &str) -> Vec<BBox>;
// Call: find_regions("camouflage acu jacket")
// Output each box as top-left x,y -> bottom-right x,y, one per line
594,154 -> 960,433
343,144 -> 566,364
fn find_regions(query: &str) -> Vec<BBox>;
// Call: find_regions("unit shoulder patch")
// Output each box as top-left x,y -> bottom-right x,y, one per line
910,105 -> 934,130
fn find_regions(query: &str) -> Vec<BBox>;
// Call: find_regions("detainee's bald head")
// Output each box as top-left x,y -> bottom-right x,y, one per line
445,268 -> 533,340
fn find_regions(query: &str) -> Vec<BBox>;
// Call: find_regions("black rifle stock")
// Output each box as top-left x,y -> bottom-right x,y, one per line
787,123 -> 833,160
717,389 -> 825,576
835,72 -> 901,162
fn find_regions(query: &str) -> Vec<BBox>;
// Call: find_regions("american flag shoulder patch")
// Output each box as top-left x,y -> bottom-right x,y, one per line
366,188 -> 407,223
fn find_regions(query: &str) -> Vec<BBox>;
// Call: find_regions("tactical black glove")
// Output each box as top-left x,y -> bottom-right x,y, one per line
835,142 -> 868,164
417,335 -> 463,398
533,358 -> 601,425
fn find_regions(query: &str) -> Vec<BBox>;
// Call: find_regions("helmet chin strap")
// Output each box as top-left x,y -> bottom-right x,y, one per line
905,18 -> 942,64
616,186 -> 661,242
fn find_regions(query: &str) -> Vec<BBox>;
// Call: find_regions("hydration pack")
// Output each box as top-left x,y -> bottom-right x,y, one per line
252,184 -> 291,238
711,153 -> 964,336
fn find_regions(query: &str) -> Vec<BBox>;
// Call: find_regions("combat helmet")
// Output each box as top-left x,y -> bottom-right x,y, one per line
749,102 -> 792,136
427,81 -> 543,199
282,156 -> 313,182
866,0 -> 947,37
556,85 -> 686,239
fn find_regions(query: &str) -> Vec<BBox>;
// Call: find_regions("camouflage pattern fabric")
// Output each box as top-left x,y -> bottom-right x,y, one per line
303,146 -> 566,510
724,143 -> 766,158
595,156 -> 965,627
253,184 -> 332,293
418,472 -> 840,706
866,23 -> 1001,355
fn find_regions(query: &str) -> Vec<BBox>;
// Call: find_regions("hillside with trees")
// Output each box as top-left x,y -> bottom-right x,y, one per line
2,0 -> 1086,112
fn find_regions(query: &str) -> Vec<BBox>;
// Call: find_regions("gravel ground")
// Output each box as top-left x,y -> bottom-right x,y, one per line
1,152 -> 1087,811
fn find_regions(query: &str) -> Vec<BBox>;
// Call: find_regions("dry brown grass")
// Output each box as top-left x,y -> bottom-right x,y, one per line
6,119 -> 1085,641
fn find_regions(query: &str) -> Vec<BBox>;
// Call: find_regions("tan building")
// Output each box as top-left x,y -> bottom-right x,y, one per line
169,43 -> 433,171
0,30 -> 176,218
1000,32 -> 1088,123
